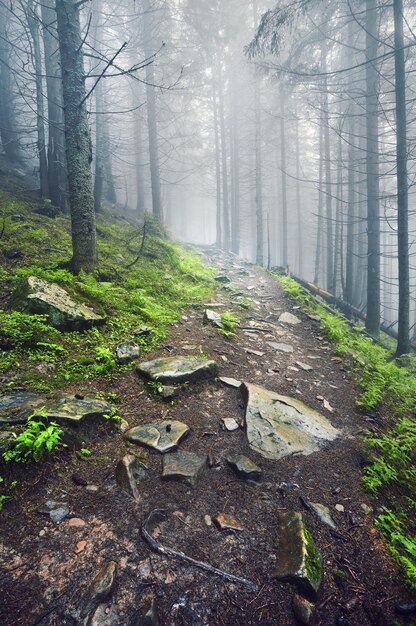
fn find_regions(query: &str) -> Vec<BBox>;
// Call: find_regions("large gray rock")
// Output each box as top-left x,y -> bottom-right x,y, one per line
273,511 -> 323,599
278,312 -> 301,325
162,450 -> 207,488
41,395 -> 112,424
125,420 -> 189,453
11,276 -> 105,331
0,391 -> 46,424
137,356 -> 218,384
203,309 -> 223,328
116,341 -> 140,364
227,454 -> 262,481
242,383 -> 340,460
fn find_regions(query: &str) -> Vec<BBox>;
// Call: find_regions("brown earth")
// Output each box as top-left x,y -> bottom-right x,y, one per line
0,248 -> 414,626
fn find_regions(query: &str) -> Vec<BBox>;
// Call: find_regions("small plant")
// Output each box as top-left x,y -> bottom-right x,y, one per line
147,380 -> 164,396
80,447 -> 91,457
0,311 -> 59,348
3,410 -> 61,463
0,477 -> 18,511
219,311 -> 240,337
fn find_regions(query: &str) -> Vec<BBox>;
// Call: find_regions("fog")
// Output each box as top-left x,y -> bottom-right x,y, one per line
1,0 -> 416,349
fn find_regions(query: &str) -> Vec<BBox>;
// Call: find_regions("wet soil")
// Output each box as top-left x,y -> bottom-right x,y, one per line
0,248 -> 414,626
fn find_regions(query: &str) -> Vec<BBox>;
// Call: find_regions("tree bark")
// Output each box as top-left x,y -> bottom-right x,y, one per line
393,0 -> 410,355
280,90 -> 288,267
27,1 -> 49,198
0,4 -> 21,163
41,0 -> 68,211
213,81 -> 222,248
322,39 -> 334,293
56,0 -> 97,273
143,0 -> 163,222
218,70 -> 230,251
365,0 -> 381,337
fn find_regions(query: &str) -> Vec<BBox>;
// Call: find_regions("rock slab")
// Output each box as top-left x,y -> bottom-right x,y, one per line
227,454 -> 262,481
125,420 -> 189,453
162,450 -> 207,487
203,309 -> 223,328
41,395 -> 112,424
137,356 -> 218,384
242,383 -> 340,460
273,511 -> 323,598
115,454 -> 144,500
278,312 -> 301,325
12,276 -> 105,330
0,392 -> 46,424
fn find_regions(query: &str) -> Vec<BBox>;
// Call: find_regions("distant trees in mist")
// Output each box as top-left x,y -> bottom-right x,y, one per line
0,0 -> 415,354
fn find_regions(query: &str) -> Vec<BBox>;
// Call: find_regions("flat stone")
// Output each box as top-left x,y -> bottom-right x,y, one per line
273,511 -> 323,598
80,561 -> 117,621
215,275 -> 231,283
0,392 -> 46,424
125,420 -> 189,453
279,312 -> 301,325
227,454 -> 262,481
219,377 -> 242,388
67,517 -> 87,527
50,506 -> 69,523
292,593 -> 314,624
116,341 -> 140,364
267,342 -> 294,353
242,383 -> 340,460
162,450 -> 207,488
159,385 -> 179,399
41,395 -> 112,424
115,454 -> 144,500
309,502 -> 336,529
296,361 -> 313,371
203,309 -> 223,328
213,513 -> 244,532
137,356 -> 218,384
11,276 -> 105,330
222,418 -> 239,432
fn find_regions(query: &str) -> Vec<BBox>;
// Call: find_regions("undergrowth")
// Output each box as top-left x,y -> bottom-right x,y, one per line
0,196 -> 214,393
275,273 -> 416,593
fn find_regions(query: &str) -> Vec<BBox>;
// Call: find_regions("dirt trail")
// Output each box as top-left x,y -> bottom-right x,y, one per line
0,248 -> 412,626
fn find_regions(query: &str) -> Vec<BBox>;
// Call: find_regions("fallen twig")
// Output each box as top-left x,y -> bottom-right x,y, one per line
141,509 -> 259,591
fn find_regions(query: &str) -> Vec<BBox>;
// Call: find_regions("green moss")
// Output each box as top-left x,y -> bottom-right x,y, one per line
0,193 -> 214,393
304,527 -> 323,588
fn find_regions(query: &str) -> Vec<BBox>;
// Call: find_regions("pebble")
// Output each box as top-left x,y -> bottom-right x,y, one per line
204,515 -> 212,527
361,503 -> 372,515
75,540 -> 87,553
67,517 -> 86,527
335,504 -> 345,513
50,506 -> 69,524
86,485 -> 99,492
39,529 -> 46,537
222,418 -> 239,432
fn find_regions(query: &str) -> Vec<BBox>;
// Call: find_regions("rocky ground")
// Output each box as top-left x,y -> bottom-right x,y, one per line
1,248 -> 415,626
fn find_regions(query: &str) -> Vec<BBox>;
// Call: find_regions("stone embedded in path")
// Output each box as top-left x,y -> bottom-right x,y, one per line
242,383 -> 340,460
40,395 -> 112,424
116,341 -> 140,364
273,511 -> 323,598
309,502 -> 336,529
215,275 -> 231,283
203,308 -> 223,328
162,450 -> 207,487
0,392 -> 46,424
80,561 -> 117,622
11,275 -> 105,330
219,376 -> 242,389
137,356 -> 218,384
296,361 -> 313,371
278,311 -> 301,325
213,513 -> 244,532
125,420 -> 189,453
266,342 -> 294,353
222,417 -> 239,432
115,454 -> 144,500
227,454 -> 262,481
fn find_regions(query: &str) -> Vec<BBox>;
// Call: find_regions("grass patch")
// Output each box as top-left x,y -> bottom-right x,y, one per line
0,196 -> 214,393
218,311 -> 240,337
274,273 -> 416,593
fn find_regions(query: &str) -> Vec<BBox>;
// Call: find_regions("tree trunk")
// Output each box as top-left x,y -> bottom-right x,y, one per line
295,115 -> 303,276
280,90 -> 288,267
41,0 -> 68,211
314,121 -> 324,286
230,68 -> 240,255
0,4 -> 21,163
27,1 -> 49,198
218,69 -> 230,251
143,0 -> 163,222
393,0 -> 410,355
254,64 -> 263,265
213,81 -> 222,248
132,73 -> 146,219
56,0 -> 97,273
365,0 -> 381,337
322,39 -> 334,293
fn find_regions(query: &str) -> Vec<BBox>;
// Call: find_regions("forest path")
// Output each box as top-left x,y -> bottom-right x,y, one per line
0,248 -> 411,626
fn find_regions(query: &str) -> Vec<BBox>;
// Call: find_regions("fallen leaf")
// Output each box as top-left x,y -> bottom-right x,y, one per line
74,540 -> 87,554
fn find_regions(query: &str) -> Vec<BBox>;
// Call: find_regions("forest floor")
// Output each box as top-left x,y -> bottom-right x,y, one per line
1,247 -> 415,626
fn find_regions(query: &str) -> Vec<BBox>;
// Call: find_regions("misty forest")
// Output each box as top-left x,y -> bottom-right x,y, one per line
1,1 -> 416,624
